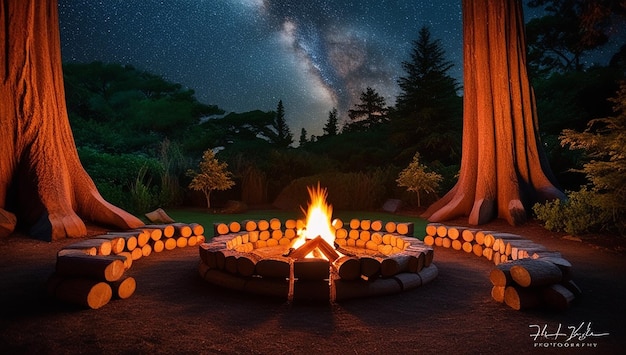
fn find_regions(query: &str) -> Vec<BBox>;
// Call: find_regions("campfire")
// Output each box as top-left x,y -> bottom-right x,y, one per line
198,183 -> 438,302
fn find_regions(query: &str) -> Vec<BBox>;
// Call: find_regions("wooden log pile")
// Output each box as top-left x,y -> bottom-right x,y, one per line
424,223 -> 581,311
199,217 -> 437,302
48,221 -> 205,309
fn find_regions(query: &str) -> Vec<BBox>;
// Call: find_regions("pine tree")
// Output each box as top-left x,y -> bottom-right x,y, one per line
323,108 -> 339,136
186,149 -> 235,209
269,100 -> 294,148
393,26 -> 462,164
299,127 -> 308,147
346,87 -> 388,131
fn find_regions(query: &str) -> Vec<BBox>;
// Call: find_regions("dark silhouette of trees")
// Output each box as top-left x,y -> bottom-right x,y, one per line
299,128 -> 309,146
0,0 -> 143,239
345,87 -> 389,132
392,26 -> 462,164
267,100 -> 294,148
323,108 -> 340,137
526,0 -> 626,75
422,0 -> 565,226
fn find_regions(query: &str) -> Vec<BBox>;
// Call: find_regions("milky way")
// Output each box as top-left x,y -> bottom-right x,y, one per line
58,0 -> 464,136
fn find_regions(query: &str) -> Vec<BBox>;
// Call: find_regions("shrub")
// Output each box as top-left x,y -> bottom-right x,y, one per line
533,187 -> 604,235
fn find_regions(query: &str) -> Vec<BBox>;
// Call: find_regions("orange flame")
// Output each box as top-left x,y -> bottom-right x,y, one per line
292,183 -> 337,257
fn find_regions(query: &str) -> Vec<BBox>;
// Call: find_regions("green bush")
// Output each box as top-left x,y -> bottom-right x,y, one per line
532,187 -> 604,235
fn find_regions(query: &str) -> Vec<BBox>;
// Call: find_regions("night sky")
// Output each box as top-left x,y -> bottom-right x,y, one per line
58,0 -> 466,136
57,1 -> 616,136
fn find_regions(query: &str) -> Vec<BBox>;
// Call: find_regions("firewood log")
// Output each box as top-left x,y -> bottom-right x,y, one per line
436,225 -> 447,237
442,237 -> 452,248
451,239 -> 463,251
55,254 -> 125,282
140,243 -> 152,257
561,279 -> 583,298
255,257 -> 290,279
215,249 -> 239,271
106,232 -> 139,251
228,221 -> 241,233
462,241 -> 473,253
489,259 -> 535,286
334,256 -> 361,281
542,284 -> 575,311
286,219 -> 298,229
424,235 -> 435,246
114,252 -> 133,270
462,228 -> 478,242
57,247 -> 96,257
133,228 -> 161,245
538,256 -> 573,281
360,219 -> 371,230
425,223 -> 441,236
172,223 -> 192,238
504,285 -> 541,310
91,235 -> 126,254
370,220 -> 383,232
472,243 -> 483,257
482,247 -> 494,261
62,239 -> 112,256
416,264 -> 438,285
236,254 -> 259,277
359,256 -> 382,280
163,237 -> 177,251
392,272 -> 421,290
108,275 -> 136,299
130,247 -> 143,261
349,219 -> 360,229
294,258 -> 330,280
176,236 -> 188,248
510,259 -> 563,287
213,222 -> 229,236
491,285 -> 506,303
187,235 -> 198,247
189,223 -> 204,236
380,253 -> 413,277
224,253 -> 238,274
269,218 -> 281,230
242,220 -> 257,232
47,274 -> 112,309
446,226 -> 466,240
395,222 -> 413,236
257,219 -> 270,231
385,221 -> 397,233
142,224 -> 174,238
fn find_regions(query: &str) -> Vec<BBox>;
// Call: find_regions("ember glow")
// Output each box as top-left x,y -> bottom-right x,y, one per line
292,183 -> 338,257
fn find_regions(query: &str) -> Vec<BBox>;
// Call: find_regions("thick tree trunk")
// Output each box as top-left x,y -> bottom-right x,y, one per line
422,0 -> 565,226
0,0 -> 144,239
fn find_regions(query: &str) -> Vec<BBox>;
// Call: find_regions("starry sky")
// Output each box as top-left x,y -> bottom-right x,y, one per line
58,0 -> 467,136
57,1 -> 617,137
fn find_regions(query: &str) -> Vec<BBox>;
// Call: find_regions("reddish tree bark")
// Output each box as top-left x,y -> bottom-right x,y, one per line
422,0 -> 565,226
0,0 -> 144,240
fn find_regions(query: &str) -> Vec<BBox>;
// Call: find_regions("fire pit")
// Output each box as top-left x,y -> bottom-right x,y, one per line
198,184 -> 438,302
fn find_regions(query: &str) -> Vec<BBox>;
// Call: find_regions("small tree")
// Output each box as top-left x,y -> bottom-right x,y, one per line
397,152 -> 443,207
323,108 -> 339,136
187,149 -> 235,209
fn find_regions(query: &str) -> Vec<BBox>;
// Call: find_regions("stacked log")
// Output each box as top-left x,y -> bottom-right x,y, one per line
199,217 -> 436,302
424,223 -> 557,265
490,258 -> 580,311
49,221 -> 205,309
424,222 -> 580,312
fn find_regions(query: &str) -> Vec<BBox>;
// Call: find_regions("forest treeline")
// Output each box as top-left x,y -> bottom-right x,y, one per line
63,1 -> 626,234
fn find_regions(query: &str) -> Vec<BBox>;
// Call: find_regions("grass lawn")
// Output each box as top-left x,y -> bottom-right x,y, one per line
159,208 -> 430,240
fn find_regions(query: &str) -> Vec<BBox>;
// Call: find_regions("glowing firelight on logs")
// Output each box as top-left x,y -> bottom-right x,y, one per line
291,183 -> 343,260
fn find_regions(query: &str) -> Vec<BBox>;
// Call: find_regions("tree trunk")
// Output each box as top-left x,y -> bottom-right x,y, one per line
422,0 -> 565,226
0,0 -> 144,239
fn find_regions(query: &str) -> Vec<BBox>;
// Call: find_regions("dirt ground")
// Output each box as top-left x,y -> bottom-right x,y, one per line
1,215 -> 625,355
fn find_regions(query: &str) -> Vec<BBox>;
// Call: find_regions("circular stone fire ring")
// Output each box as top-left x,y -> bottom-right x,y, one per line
198,219 -> 438,302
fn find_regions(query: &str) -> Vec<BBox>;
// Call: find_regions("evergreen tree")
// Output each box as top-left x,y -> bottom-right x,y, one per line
186,149 -> 235,209
346,87 -> 388,132
392,26 -> 461,164
323,108 -> 339,136
268,100 -> 294,148
299,127 -> 308,147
